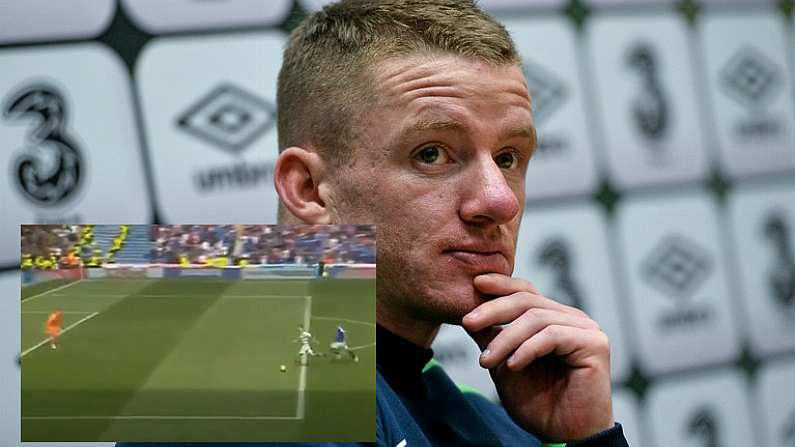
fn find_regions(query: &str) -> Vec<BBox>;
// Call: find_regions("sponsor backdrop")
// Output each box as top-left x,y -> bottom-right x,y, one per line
1,0 -> 794,445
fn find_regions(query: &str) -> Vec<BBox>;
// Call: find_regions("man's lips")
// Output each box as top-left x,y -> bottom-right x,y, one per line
443,249 -> 511,275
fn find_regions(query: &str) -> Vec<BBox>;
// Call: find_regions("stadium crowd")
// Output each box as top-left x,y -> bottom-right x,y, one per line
21,225 -> 87,269
20,224 -> 376,269
21,225 -> 131,269
150,224 -> 376,266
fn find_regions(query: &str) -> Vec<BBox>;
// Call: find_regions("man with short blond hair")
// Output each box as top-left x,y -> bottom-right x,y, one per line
274,1 -> 629,446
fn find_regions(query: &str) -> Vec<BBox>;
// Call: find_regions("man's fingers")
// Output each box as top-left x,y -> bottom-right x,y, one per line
463,292 -> 579,332
476,308 -> 599,369
466,325 -> 502,352
474,273 -> 540,295
505,325 -> 610,371
466,273 -> 605,371
472,273 -> 590,321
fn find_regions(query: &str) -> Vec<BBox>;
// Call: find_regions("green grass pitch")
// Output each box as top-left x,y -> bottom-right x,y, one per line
21,277 -> 375,442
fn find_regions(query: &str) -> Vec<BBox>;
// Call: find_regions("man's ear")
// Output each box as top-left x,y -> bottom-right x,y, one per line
274,146 -> 333,224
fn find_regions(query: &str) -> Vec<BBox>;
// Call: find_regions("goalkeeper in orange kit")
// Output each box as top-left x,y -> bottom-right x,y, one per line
46,309 -> 64,349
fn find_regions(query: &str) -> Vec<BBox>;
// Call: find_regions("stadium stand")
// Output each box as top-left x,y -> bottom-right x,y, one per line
92,225 -> 117,257
115,224 -> 150,264
20,225 -> 83,269
22,224 -> 376,268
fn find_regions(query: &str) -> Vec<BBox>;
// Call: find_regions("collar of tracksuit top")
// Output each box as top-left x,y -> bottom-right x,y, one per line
116,327 -> 627,447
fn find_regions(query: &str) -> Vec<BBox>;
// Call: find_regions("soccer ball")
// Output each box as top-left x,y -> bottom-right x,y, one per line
280,365 -> 287,372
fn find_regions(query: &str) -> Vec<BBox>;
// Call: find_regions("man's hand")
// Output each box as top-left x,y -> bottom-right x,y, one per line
462,273 -> 614,443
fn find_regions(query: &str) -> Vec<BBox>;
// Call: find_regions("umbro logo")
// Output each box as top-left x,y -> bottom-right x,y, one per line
522,59 -> 567,126
176,83 -> 275,153
720,46 -> 781,110
642,234 -> 712,298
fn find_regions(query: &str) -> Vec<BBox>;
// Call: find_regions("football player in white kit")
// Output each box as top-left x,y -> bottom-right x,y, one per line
294,324 -> 323,365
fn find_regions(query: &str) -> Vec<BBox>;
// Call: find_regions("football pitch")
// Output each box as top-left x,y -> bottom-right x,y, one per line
21,277 -> 375,442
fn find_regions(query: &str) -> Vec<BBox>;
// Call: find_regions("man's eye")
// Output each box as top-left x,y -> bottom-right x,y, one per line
495,152 -> 517,169
415,146 -> 448,165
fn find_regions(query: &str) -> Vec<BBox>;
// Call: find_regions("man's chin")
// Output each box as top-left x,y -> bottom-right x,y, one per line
426,286 -> 491,325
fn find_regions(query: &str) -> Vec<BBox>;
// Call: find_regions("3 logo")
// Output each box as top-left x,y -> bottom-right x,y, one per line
3,83 -> 84,207
625,42 -> 669,146
535,237 -> 584,311
762,212 -> 795,310
687,406 -> 722,447
782,404 -> 795,446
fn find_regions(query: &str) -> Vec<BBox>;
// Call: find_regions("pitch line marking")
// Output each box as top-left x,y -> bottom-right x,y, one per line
21,415 -> 302,420
312,316 -> 376,328
132,294 -> 300,299
47,293 -> 128,298
21,312 -> 99,357
222,295 -> 308,299
349,342 -> 376,351
43,294 -> 308,299
22,311 -> 96,315
21,280 -> 83,303
296,295 -> 312,420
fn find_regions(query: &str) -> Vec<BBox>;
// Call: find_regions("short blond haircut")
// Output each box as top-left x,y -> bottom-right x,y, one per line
277,0 -> 520,165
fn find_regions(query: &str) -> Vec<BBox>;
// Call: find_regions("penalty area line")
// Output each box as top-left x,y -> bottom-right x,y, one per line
20,312 -> 99,358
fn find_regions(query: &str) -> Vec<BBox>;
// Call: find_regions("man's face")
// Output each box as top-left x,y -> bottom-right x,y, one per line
330,54 -> 535,326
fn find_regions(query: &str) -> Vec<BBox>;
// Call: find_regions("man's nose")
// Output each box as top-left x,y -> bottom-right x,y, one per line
459,155 -> 520,226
